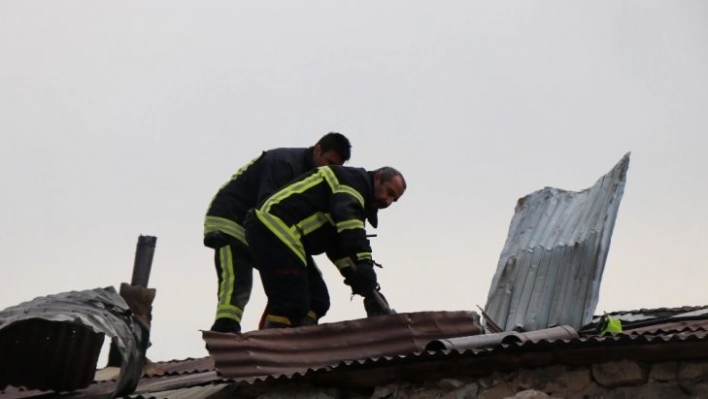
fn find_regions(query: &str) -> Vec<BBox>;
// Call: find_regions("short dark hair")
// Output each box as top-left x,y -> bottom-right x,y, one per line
375,166 -> 407,190
316,132 -> 351,162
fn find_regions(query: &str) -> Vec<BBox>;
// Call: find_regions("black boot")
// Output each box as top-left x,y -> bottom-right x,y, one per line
300,311 -> 318,327
210,318 -> 241,333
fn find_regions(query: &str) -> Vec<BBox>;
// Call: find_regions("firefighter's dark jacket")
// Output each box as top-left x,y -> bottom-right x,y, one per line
204,147 -> 315,247
251,165 -> 378,273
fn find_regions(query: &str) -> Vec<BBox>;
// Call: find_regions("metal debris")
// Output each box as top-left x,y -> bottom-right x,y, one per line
484,153 -> 630,332
426,325 -> 578,351
204,311 -> 482,381
0,287 -> 148,397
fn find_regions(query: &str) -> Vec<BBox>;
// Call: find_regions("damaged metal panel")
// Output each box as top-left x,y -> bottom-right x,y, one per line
203,311 -> 482,381
127,382 -> 231,399
426,325 -> 578,351
0,287 -> 148,397
143,357 -> 215,377
590,306 -> 708,323
484,153 -> 630,332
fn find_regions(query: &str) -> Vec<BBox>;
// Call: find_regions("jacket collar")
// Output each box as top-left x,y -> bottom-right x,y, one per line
303,147 -> 315,170
366,171 -> 379,228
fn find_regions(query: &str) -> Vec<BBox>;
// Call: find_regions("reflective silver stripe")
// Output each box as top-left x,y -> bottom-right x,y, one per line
255,210 -> 307,265
204,216 -> 247,245
336,219 -> 364,233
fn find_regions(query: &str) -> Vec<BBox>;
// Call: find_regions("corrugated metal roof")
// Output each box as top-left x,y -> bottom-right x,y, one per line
65,372 -> 224,398
295,327 -> 708,387
0,318 -> 103,392
0,371 -> 224,398
0,357 -> 219,398
146,357 -> 215,377
4,309 -> 708,397
426,325 -> 578,351
236,326 -> 708,388
592,306 -> 708,322
203,311 -> 482,381
484,153 -> 630,332
0,287 -> 148,397
624,319 -> 708,335
128,382 -> 230,399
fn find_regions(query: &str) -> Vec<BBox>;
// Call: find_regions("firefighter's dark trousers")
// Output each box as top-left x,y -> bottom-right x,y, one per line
245,217 -> 330,327
204,232 -> 255,326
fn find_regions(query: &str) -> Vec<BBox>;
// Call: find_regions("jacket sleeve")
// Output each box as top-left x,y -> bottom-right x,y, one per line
256,159 -> 295,204
328,186 -> 373,275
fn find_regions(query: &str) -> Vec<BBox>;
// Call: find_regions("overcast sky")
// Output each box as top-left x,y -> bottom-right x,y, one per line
1,1 -> 707,362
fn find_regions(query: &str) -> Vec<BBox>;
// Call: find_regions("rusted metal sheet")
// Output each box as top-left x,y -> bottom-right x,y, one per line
0,372 -> 224,398
145,357 -> 215,377
203,311 -> 482,381
127,382 -> 231,399
303,330 -> 708,388
625,319 -> 708,335
0,358 -> 218,398
426,325 -> 578,351
591,306 -> 708,323
583,307 -> 708,335
484,153 -> 630,332
0,287 -> 148,397
4,309 -> 708,397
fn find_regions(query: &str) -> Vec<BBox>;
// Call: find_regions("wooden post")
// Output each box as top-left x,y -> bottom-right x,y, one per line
106,235 -> 158,368
130,235 -> 157,287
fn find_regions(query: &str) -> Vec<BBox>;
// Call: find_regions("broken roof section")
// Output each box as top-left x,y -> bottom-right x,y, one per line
484,153 -> 630,332
4,306 -> 708,397
203,310 -> 482,381
0,287 -> 148,397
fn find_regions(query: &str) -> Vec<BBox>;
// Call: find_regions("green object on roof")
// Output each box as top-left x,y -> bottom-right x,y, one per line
600,315 -> 623,335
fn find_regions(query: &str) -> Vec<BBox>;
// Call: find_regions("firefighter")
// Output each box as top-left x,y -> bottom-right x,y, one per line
203,133 -> 352,333
243,165 -> 406,328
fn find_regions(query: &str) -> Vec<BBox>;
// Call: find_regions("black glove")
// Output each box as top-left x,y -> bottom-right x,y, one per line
344,262 -> 377,297
364,289 -> 393,317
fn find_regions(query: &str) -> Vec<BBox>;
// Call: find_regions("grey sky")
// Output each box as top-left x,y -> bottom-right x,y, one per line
1,1 -> 707,362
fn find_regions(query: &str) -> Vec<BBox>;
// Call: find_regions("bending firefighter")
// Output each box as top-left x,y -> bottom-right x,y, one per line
244,165 -> 406,328
203,133 -> 352,333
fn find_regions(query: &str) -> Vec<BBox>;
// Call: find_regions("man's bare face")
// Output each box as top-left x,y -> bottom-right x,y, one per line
373,174 -> 405,209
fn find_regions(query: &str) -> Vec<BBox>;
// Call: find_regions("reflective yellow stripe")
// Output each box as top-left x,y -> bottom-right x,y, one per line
216,304 -> 243,323
255,210 -> 307,265
205,156 -> 261,215
319,167 -> 364,206
307,310 -> 317,320
335,257 -> 356,270
263,171 -> 325,213
266,314 -> 292,326
336,219 -> 364,233
224,156 -> 260,187
218,246 -> 235,306
319,166 -> 339,190
204,216 -> 247,246
297,213 -> 333,235
356,252 -> 372,261
336,185 -> 365,208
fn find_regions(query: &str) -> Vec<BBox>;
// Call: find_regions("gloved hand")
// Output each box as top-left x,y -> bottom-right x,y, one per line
344,262 -> 377,297
364,289 -> 395,316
